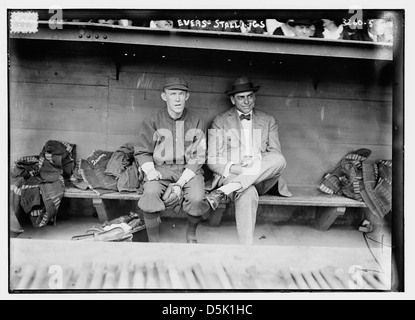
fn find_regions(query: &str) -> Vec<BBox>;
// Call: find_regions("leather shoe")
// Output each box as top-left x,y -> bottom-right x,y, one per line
205,189 -> 226,211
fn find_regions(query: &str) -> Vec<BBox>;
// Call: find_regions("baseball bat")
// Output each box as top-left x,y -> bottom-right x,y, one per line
290,268 -> 309,290
16,264 -> 36,290
301,269 -> 321,290
192,263 -> 209,289
31,264 -> 48,289
311,269 -> 331,290
75,261 -> 92,289
167,264 -> 186,289
117,261 -> 131,289
334,268 -> 351,289
362,271 -> 387,290
214,262 -> 233,289
102,264 -> 117,289
89,262 -> 105,289
245,265 -> 259,289
145,262 -> 158,289
279,267 -> 298,290
375,271 -> 391,289
319,267 -> 345,289
10,264 -> 22,290
132,264 -> 145,288
63,267 -> 75,290
183,266 -> 199,289
155,259 -> 170,289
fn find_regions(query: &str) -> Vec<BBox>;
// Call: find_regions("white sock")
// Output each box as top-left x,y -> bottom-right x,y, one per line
218,182 -> 242,195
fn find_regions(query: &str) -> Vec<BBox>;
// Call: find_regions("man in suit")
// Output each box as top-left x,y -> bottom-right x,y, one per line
205,77 -> 292,245
351,18 -> 392,43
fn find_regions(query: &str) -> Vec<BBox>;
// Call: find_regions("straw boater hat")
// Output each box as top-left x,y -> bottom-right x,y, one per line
225,77 -> 260,96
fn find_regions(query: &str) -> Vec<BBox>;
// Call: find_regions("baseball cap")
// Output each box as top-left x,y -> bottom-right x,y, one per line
163,76 -> 189,91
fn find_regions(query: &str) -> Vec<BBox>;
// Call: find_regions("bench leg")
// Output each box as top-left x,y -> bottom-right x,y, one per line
92,198 -> 109,224
315,206 -> 346,231
208,203 -> 227,227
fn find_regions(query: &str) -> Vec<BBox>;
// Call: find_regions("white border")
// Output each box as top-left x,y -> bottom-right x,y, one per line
1,0 -> 413,301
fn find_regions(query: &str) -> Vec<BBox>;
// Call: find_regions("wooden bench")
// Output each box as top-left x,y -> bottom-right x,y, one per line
63,185 -> 367,231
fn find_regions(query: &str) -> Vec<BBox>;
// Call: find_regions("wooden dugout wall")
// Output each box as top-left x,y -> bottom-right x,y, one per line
9,37 -> 393,188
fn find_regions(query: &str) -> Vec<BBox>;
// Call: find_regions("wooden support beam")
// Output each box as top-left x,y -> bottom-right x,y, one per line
92,198 -> 109,223
314,206 -> 346,231
10,23 -> 393,61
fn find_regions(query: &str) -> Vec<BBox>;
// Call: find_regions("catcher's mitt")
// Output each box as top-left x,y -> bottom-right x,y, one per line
162,183 -> 183,209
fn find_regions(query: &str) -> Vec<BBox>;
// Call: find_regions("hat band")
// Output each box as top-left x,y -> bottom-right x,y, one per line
226,83 -> 259,95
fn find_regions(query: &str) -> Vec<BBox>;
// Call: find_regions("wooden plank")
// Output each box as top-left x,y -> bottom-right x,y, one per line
9,106 -> 108,133
64,188 -> 100,199
63,186 -> 366,208
281,143 -> 391,186
108,87 -> 225,111
239,77 -> 392,102
9,82 -> 108,112
9,128 -> 108,162
107,108 -> 211,135
10,52 -> 113,74
92,198 -> 109,223
116,57 -> 388,88
109,72 -> 165,90
107,87 -> 392,146
254,97 -> 392,146
110,71 -> 392,102
105,134 -> 138,153
10,67 -> 109,86
9,82 -> 109,133
315,207 -> 347,231
106,93 -> 392,146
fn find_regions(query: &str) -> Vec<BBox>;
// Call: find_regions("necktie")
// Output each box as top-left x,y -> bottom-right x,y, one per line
239,114 -> 251,121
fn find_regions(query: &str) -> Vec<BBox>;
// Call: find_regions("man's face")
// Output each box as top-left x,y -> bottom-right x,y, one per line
322,19 -> 336,29
161,89 -> 189,117
231,91 -> 256,114
368,19 -> 387,36
155,20 -> 173,29
294,25 -> 312,37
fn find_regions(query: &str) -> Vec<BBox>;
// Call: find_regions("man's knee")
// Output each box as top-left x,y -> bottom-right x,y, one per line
183,191 -> 207,217
142,181 -> 163,197
235,185 -> 259,201
264,153 -> 287,171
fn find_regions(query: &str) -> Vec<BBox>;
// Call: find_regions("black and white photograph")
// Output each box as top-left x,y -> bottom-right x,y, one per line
3,0 -> 411,301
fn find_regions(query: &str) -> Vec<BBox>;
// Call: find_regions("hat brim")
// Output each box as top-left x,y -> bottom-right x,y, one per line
225,86 -> 260,96
163,85 -> 189,91
288,21 -> 316,27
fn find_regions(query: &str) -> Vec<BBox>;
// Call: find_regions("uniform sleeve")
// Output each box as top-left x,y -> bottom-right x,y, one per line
184,117 -> 207,173
134,116 -> 157,166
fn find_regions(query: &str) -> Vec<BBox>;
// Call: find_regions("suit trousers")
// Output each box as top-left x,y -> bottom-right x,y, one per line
224,153 -> 287,245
